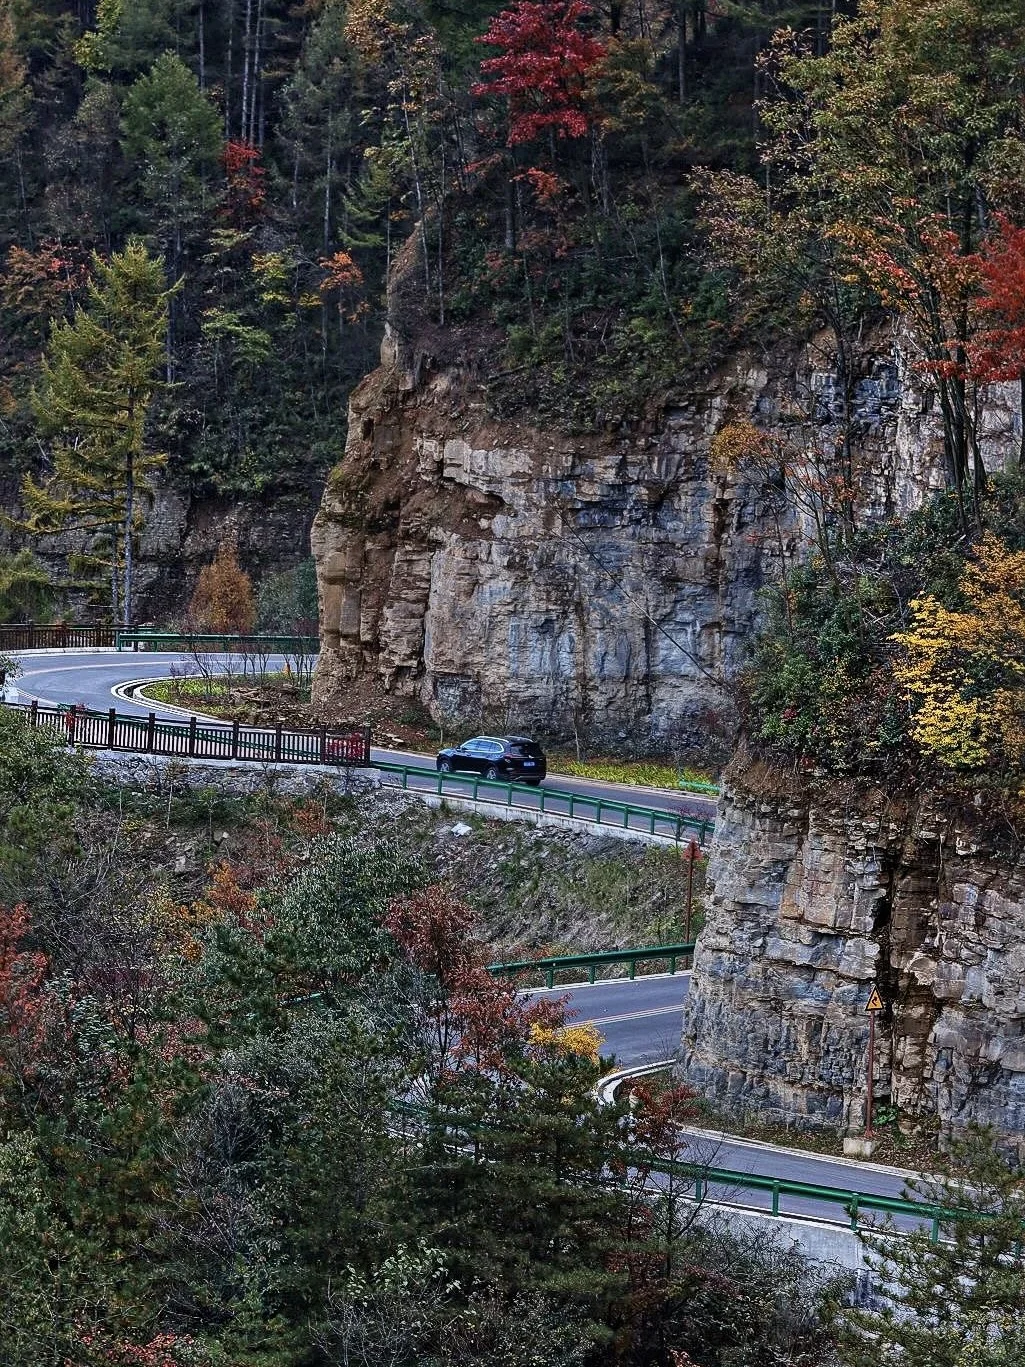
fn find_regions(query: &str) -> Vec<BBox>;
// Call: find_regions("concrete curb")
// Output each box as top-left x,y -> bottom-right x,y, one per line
10,647 -> 119,656
594,1060 -> 921,1179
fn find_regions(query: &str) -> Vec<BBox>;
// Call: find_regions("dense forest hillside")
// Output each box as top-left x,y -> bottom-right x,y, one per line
0,0 -> 844,618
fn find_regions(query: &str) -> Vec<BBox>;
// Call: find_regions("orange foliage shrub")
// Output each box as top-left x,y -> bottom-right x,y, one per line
186,538 -> 255,635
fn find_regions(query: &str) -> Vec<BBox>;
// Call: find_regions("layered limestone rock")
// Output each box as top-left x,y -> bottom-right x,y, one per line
679,768 -> 1025,1144
311,324 -> 1021,742
0,474 -> 316,622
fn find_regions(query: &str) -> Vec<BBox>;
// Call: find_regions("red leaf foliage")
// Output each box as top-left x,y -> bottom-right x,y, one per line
471,0 -> 605,146
223,139 -> 266,227
385,887 -> 567,1076
970,216 -> 1025,382
0,903 -> 51,1085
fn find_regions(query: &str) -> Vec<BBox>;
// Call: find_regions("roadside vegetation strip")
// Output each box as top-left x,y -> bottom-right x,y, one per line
489,942 -> 696,988
2,699 -> 371,766
551,756 -> 720,797
377,761 -> 713,844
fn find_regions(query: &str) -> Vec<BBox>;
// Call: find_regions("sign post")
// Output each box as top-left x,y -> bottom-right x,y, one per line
864,985 -> 885,1138
684,839 -> 700,941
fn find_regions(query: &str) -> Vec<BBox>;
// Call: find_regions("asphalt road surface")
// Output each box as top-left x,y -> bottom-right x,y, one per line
9,649 -> 717,838
550,974 -> 928,1229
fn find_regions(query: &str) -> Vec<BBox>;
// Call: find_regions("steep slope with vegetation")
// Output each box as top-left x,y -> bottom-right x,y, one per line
0,0 -> 836,621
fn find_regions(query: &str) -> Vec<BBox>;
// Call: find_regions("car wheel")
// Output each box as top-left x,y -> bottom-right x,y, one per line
438,758 -> 452,773
485,765 -> 501,780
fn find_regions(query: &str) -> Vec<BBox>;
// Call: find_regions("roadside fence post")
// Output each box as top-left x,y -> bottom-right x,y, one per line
146,713 -> 156,753
231,720 -> 240,760
274,725 -> 283,763
106,707 -> 116,749
188,716 -> 197,757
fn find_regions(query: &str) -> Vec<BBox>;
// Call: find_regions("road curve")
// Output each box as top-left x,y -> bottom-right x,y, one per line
9,649 -> 718,829
8,648 -> 920,1227
550,974 -> 924,1228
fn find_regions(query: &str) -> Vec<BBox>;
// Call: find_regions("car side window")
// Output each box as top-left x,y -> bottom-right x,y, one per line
487,742 -> 504,757
463,739 -> 484,753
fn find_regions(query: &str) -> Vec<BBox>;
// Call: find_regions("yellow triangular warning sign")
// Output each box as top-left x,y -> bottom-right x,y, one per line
865,987 -> 884,1013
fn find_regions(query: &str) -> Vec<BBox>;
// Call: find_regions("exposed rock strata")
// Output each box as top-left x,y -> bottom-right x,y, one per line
679,771 -> 1025,1145
312,326 -> 1021,743
0,474 -> 317,622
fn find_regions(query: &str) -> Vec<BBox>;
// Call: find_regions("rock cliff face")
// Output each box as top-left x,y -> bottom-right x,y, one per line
311,324 -> 1021,743
679,768 -> 1025,1145
0,474 -> 317,622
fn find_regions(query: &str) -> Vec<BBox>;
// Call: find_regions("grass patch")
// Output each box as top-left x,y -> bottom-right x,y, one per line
690,1098 -> 943,1169
548,756 -> 719,794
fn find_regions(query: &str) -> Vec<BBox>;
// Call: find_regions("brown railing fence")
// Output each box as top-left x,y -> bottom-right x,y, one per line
5,701 -> 370,767
0,622 -> 128,650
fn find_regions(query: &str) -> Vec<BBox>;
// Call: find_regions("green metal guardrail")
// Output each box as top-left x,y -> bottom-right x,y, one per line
489,943 -> 696,988
623,1151 -> 953,1242
375,762 -> 712,845
389,1100 -> 955,1242
115,630 -> 318,653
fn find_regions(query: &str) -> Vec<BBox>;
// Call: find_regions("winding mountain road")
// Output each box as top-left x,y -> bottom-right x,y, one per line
9,649 -> 718,834
551,974 -> 925,1230
9,648 -> 924,1230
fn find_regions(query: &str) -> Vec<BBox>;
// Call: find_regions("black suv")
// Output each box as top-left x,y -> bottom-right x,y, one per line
436,735 -> 547,785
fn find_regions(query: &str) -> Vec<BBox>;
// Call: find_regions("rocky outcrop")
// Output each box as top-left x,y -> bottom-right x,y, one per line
311,324 -> 1022,744
0,474 -> 318,622
679,768 -> 1025,1146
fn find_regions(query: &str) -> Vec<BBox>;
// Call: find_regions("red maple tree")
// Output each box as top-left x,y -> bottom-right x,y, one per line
969,216 -> 1025,383
385,887 -> 567,1079
471,0 -> 605,146
223,139 -> 266,227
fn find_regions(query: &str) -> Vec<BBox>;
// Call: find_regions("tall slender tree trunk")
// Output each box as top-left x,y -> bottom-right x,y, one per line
123,447 -> 134,627
240,0 -> 253,141
198,0 -> 206,89
323,114 -> 333,252
225,2 -> 234,140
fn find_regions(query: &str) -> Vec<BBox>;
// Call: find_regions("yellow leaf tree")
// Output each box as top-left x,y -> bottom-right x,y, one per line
892,534 -> 1025,775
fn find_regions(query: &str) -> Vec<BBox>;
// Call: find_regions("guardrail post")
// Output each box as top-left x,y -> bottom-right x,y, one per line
629,957 -> 637,980
546,966 -> 555,989
568,794 -> 575,818
188,716 -> 197,757
232,720 -> 240,760
930,1209 -> 941,1244
771,1182 -> 780,1216
669,953 -> 677,974
588,964 -> 596,985
274,725 -> 283,763
106,707 -> 116,749
146,713 -> 156,753
849,1195 -> 859,1230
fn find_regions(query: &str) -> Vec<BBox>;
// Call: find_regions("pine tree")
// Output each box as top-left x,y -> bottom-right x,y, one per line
20,240 -> 175,623
837,1128 -> 1025,1367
